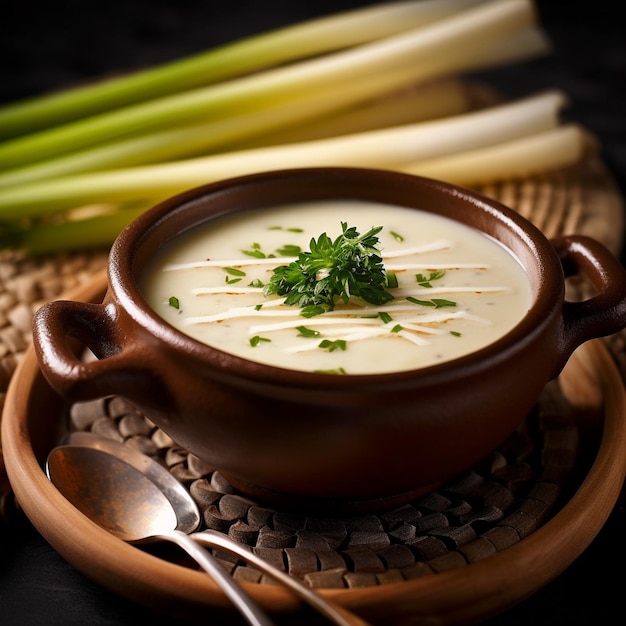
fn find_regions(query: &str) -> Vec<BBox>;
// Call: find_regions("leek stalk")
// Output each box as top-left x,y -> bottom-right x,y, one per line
0,90 -> 570,219
0,15 -> 552,188
0,0 -> 592,257
0,0 -> 490,139
0,80 -> 474,187
8,125 -> 593,257
5,204 -> 150,256
399,124 -> 594,184
0,0 -> 544,170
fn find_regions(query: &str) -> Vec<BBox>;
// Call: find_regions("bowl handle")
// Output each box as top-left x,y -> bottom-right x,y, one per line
32,300 -> 160,404
553,234 -> 626,374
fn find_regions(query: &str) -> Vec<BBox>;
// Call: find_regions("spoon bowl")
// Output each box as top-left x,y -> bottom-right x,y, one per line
48,432 -> 200,539
46,432 -> 368,626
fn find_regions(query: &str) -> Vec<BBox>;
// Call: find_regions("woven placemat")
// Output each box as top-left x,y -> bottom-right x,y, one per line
62,380 -> 581,588
1,153 -> 625,533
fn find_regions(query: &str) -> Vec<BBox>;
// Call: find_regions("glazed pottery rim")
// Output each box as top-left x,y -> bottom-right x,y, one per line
108,167 -> 561,386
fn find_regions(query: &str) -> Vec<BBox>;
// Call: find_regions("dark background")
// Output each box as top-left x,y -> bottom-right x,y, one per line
1,1 -> 624,624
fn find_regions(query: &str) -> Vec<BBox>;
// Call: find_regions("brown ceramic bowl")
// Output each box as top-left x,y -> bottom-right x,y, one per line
32,167 -> 626,512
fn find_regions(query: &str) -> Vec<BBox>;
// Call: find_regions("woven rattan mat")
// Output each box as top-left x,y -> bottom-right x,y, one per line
1,155 -> 625,582
64,381 -> 582,588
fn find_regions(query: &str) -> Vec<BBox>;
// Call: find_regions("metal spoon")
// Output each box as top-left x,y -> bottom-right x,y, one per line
46,432 -> 368,626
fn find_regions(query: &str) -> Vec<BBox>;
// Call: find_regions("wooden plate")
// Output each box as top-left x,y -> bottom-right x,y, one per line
2,273 -> 625,625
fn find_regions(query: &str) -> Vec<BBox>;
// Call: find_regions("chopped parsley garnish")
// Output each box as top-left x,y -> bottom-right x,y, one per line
314,367 -> 347,375
223,266 -> 245,284
415,270 -> 446,288
242,239 -> 300,258
241,243 -> 267,258
407,296 -> 457,308
168,296 -> 180,309
268,225 -> 304,233
276,244 -> 302,256
223,267 -> 246,276
263,223 -> 394,312
318,339 -> 347,352
249,335 -> 271,347
296,326 -> 321,337
300,305 -> 325,318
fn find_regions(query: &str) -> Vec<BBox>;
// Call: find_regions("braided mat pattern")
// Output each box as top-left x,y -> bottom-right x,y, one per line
65,382 -> 580,588
1,155 -> 624,585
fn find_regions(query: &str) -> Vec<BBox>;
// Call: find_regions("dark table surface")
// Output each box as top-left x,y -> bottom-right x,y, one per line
1,1 -> 625,624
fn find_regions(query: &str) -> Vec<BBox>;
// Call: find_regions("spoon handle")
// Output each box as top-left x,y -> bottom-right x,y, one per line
193,529 -> 372,626
161,529 -> 277,626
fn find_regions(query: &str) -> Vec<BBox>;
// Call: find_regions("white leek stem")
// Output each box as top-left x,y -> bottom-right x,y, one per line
230,80 -> 473,150
399,124 -> 595,185
0,80 -> 473,188
455,24 -> 552,72
0,0 -> 542,169
0,20 -> 551,187
0,0 -> 491,138
0,90 -> 568,218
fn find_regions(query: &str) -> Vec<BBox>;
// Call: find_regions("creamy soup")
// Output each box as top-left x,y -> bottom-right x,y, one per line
140,201 -> 532,374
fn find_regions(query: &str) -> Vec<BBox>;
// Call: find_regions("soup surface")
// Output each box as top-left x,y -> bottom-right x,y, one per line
140,201 -> 532,374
